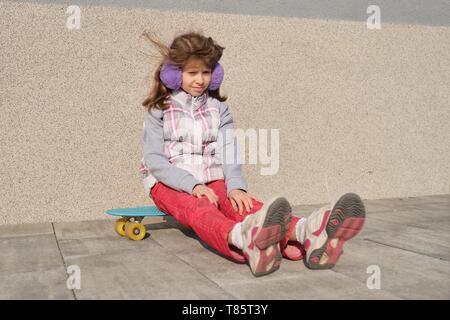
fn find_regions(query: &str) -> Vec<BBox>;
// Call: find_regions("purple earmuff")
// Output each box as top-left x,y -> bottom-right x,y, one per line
159,63 -> 182,90
159,61 -> 224,91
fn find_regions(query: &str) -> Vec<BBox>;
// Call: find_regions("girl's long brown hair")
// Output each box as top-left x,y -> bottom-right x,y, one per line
141,30 -> 228,112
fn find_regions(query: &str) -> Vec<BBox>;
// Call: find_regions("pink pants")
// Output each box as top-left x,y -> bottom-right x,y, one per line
150,179 -> 304,262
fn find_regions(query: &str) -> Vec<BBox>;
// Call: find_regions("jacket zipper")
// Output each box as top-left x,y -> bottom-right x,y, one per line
191,97 -> 195,118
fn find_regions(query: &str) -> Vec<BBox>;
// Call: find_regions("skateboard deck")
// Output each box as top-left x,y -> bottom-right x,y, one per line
105,206 -> 167,217
105,206 -> 167,241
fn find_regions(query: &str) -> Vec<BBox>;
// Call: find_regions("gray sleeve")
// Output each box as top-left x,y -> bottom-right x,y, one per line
143,108 -> 200,194
218,102 -> 248,194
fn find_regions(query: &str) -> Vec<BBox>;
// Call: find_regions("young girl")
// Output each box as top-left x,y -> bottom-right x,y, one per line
139,31 -> 366,277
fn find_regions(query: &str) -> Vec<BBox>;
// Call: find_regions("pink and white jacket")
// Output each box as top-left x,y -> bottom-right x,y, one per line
140,89 -> 247,198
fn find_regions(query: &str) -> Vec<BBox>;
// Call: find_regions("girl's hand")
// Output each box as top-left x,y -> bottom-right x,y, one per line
192,184 -> 219,207
228,189 -> 257,215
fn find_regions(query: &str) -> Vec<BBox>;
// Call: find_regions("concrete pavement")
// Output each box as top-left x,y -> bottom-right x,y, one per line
0,194 -> 449,299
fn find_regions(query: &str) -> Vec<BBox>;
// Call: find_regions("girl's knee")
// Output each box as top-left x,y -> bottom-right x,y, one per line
250,199 -> 264,213
195,196 -> 219,209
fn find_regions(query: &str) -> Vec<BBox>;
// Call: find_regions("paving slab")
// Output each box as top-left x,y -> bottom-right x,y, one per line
62,244 -> 234,300
0,233 -> 73,299
147,221 -> 221,255
410,202 -> 450,215
220,269 -> 401,300
57,234 -> 157,261
292,199 -> 450,261
54,219 -> 117,240
359,202 -> 397,214
332,238 -> 450,299
54,217 -> 234,299
0,194 -> 448,300
0,222 -> 54,239
0,268 -> 74,300
421,195 -> 450,204
359,216 -> 450,261
153,227 -> 400,299
391,195 -> 449,205
54,216 -> 178,240
0,234 -> 63,274
366,209 -> 450,232
364,196 -> 449,211
147,213 -> 399,299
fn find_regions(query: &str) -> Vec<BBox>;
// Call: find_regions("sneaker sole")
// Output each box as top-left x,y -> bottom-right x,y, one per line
252,197 -> 292,277
254,197 -> 292,250
252,244 -> 283,277
305,193 -> 365,270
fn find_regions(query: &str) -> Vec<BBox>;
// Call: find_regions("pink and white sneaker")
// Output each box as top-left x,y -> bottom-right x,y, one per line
241,197 -> 292,277
300,193 -> 366,270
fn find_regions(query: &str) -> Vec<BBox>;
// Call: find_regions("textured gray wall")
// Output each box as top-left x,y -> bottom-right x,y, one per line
1,1 -> 449,225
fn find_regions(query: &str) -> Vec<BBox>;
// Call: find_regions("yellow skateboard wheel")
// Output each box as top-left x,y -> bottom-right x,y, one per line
125,222 -> 146,241
115,218 -> 128,237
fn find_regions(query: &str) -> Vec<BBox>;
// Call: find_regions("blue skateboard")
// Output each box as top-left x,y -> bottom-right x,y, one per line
105,206 -> 167,241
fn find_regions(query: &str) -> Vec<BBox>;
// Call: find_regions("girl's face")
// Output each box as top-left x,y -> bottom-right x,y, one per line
181,57 -> 212,97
